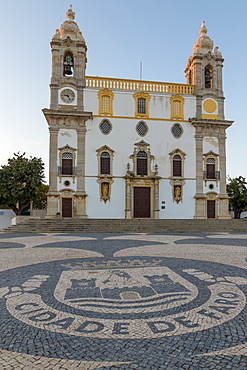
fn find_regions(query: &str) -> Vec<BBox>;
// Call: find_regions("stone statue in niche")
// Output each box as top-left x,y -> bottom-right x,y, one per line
174,185 -> 182,204
101,182 -> 109,203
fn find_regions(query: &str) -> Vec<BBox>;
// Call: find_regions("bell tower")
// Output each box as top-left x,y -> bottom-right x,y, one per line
185,21 -> 225,120
185,22 -> 233,219
43,6 -> 91,218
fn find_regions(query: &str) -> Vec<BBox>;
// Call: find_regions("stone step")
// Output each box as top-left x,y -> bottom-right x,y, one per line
4,218 -> 247,233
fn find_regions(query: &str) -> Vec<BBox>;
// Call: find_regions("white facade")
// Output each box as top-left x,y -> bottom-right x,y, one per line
43,8 -> 233,219
83,89 -> 197,219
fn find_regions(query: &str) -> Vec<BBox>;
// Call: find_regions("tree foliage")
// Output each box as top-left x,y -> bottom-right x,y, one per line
0,153 -> 48,215
226,176 -> 247,219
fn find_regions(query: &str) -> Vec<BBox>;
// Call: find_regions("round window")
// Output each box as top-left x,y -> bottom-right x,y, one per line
64,180 -> 70,187
136,121 -> 148,136
171,123 -> 183,138
99,120 -> 112,135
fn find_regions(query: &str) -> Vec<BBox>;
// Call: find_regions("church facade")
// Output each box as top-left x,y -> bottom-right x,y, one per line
43,7 -> 233,219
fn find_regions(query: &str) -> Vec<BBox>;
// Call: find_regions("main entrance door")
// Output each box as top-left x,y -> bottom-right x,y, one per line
62,198 -> 72,217
134,187 -> 150,218
207,200 -> 215,218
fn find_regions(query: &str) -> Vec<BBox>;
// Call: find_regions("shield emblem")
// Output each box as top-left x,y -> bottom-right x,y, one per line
54,266 -> 198,315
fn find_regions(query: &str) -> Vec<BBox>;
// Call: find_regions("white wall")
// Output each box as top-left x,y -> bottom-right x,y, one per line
86,178 -> 125,218
203,136 -> 219,154
83,88 -> 197,218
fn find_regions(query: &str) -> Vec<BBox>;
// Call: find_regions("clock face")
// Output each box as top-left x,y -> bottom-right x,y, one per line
60,89 -> 75,104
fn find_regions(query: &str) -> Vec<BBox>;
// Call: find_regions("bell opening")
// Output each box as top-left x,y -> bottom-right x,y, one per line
63,52 -> 74,76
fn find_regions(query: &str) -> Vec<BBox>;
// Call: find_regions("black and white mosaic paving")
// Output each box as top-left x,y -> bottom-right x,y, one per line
0,233 -> 246,369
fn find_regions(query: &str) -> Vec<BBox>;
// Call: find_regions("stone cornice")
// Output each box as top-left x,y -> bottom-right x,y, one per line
190,118 -> 233,130
43,108 -> 92,125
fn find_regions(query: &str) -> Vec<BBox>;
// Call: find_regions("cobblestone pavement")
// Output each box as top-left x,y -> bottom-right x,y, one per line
0,232 -> 247,369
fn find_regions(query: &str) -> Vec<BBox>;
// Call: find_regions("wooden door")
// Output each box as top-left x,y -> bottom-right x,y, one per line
62,198 -> 72,217
134,187 -> 150,218
206,163 -> 215,179
62,159 -> 73,175
207,200 -> 215,218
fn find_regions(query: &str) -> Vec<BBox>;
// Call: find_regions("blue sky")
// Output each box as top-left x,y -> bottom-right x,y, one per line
0,0 -> 246,181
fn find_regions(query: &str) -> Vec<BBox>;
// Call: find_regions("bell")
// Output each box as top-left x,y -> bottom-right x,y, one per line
64,65 -> 72,75
63,55 -> 73,76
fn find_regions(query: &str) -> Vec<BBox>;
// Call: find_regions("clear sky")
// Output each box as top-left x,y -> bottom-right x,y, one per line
0,0 -> 246,181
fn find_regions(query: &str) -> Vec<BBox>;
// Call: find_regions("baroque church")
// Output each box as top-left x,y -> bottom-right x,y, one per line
43,6 -> 233,219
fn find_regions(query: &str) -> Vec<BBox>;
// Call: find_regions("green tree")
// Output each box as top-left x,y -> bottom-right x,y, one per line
0,153 -> 48,215
226,176 -> 247,219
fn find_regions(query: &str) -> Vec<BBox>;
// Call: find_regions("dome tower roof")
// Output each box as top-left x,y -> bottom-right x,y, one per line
193,21 -> 214,53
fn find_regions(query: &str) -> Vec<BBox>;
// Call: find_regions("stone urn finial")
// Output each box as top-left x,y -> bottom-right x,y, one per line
66,4 -> 75,21
199,21 -> 207,36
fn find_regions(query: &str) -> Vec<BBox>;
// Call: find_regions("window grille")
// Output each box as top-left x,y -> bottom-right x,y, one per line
100,120 -> 112,135
137,151 -> 148,175
136,121 -> 148,136
171,124 -> 183,138
138,98 -> 146,114
102,95 -> 110,112
62,153 -> 73,159
173,101 -> 181,117
170,95 -> 184,120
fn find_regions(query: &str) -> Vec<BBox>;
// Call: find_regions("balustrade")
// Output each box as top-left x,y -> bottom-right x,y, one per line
85,76 -> 194,95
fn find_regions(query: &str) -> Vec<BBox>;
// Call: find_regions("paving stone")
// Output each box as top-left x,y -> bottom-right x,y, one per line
0,232 -> 247,369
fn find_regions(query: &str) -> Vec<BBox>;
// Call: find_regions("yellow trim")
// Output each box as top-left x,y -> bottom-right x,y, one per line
98,88 -> 114,116
133,91 -> 151,118
202,114 -> 218,119
170,94 -> 185,120
92,114 -> 189,122
86,76 -> 194,95
203,99 -> 217,113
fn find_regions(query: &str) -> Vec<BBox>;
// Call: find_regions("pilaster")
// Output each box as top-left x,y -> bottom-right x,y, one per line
154,178 -> 160,219
194,131 -> 206,219
48,126 -> 59,195
125,178 -> 132,219
218,135 -> 230,219
74,125 -> 88,218
74,194 -> 88,218
76,126 -> 87,194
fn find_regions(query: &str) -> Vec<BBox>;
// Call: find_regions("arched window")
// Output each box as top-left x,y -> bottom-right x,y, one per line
100,152 -> 110,175
170,95 -> 184,120
137,151 -> 148,175
102,95 -> 110,112
173,155 -> 182,177
133,91 -> 151,118
205,66 -> 212,88
63,51 -> 74,76
169,148 -> 186,179
138,98 -> 146,114
206,158 -> 215,179
98,89 -> 114,115
62,153 -> 73,175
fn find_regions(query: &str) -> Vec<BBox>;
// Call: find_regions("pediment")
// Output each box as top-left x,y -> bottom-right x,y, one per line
203,150 -> 219,157
58,144 -> 76,152
134,140 -> 150,147
169,148 -> 186,158
96,145 -> 115,154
